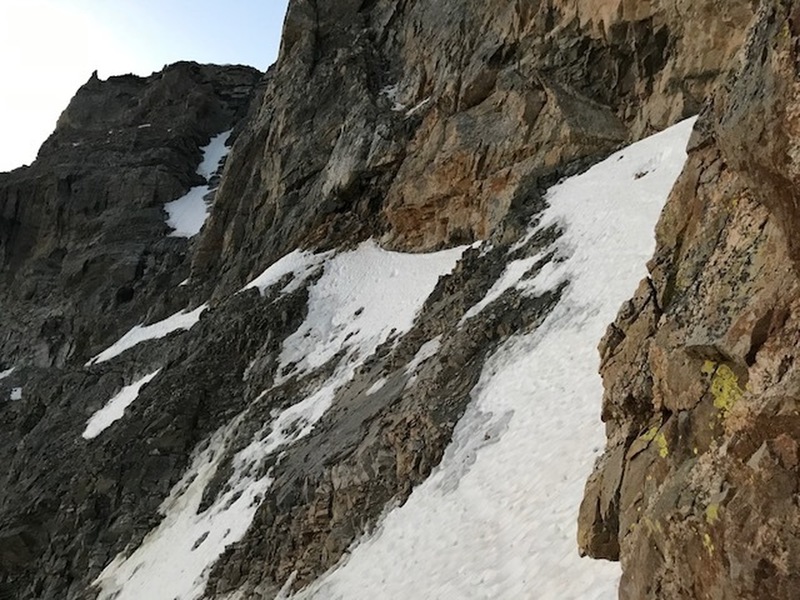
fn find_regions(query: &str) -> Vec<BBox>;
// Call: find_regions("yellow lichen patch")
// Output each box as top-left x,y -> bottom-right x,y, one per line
710,364 -> 743,415
641,427 -> 659,443
703,533 -> 715,556
642,517 -> 663,536
640,427 -> 669,457
701,360 -> 744,417
655,432 -> 669,458
705,503 -> 720,525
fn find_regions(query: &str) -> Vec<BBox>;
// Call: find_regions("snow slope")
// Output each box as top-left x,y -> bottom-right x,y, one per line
165,130 -> 232,237
197,130 -> 233,180
92,241 -> 468,600
90,118 -> 694,600
82,370 -> 162,439
86,305 -> 207,366
278,239 -> 467,379
290,118 -> 697,600
165,186 -> 213,238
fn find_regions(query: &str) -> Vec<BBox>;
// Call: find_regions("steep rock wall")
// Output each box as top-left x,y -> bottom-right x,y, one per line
0,63 -> 262,599
0,62 -> 260,367
579,2 -> 800,597
193,0 -> 754,296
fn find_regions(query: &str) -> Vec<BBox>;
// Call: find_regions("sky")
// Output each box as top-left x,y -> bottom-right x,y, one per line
0,0 -> 290,172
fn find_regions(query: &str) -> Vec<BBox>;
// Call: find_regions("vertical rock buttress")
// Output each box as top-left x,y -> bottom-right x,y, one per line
580,2 -> 800,598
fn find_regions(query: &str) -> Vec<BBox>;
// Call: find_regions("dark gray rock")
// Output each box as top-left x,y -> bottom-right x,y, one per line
0,61 -> 261,599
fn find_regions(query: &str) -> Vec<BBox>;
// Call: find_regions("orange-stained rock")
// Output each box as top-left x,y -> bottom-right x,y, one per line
193,0 -> 755,295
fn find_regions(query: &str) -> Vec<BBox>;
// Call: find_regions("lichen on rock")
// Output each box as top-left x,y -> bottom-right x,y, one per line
579,2 -> 800,598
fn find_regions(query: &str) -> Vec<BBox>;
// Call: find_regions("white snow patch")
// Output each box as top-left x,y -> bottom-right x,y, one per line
406,97 -> 432,117
165,186 -> 211,238
82,370 -> 161,439
234,381 -> 338,471
197,130 -> 232,180
380,83 -> 406,112
92,417 -> 272,600
405,336 -> 442,386
137,123 -> 152,129
366,378 -> 387,395
291,118 -> 697,600
278,239 -> 465,381
9,387 -> 22,401
380,85 -> 432,116
164,130 -> 233,238
241,249 -> 333,296
86,305 -> 207,366
0,367 -> 14,380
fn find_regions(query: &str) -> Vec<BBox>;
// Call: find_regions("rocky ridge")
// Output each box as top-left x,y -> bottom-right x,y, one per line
0,62 -> 261,368
0,62 -> 262,599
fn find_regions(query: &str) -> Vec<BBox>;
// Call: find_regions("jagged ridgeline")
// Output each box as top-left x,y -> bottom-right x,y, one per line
3,0 -> 798,599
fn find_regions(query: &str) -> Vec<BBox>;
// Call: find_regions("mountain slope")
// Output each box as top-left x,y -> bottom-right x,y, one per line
84,119 -> 693,600
287,118 -> 696,600
3,1 -> 795,599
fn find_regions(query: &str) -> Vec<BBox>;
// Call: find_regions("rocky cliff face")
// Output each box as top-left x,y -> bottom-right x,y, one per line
2,0 -> 794,599
0,62 -> 260,368
579,2 -> 800,598
0,62 -> 263,599
193,0 -> 754,294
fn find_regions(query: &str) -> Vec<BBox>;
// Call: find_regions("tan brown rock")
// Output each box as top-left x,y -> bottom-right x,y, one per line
579,3 -> 800,597
194,0 -> 755,295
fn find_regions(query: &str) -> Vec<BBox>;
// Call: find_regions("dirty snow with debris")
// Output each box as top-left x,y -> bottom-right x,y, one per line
289,118 -> 697,600
86,305 -> 208,366
165,130 -> 232,237
82,370 -> 161,439
91,417 -> 274,600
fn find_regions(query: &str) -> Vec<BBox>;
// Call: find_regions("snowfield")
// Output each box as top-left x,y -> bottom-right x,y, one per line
92,118 -> 696,600
165,129 -> 232,237
86,305 -> 207,366
290,117 -> 697,600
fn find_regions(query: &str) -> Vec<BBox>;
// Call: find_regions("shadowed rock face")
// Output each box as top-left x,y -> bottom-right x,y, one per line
0,62 -> 262,599
0,62 -> 261,368
579,2 -> 800,598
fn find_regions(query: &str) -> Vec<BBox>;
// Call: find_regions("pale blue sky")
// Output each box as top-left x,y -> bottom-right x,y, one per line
0,0 -> 290,171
